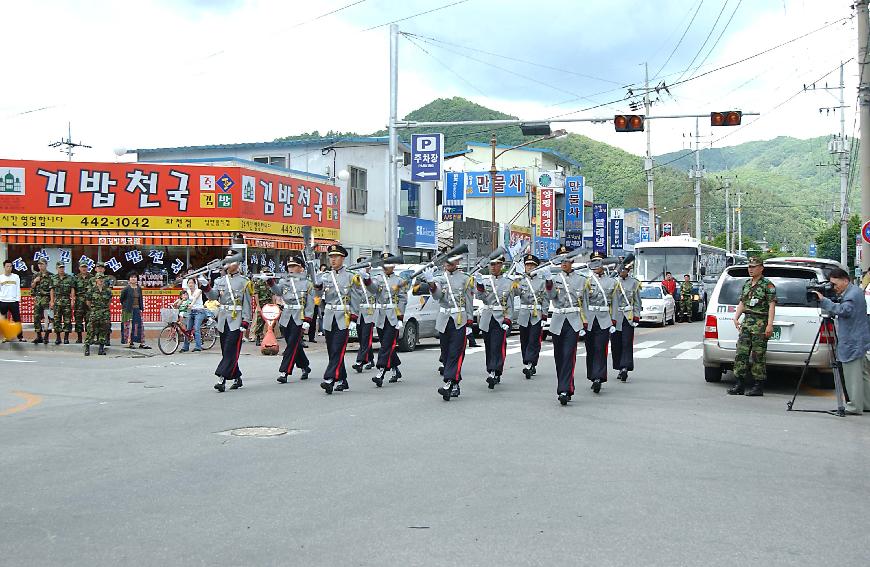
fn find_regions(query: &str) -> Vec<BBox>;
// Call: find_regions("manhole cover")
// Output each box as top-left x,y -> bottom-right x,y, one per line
223,427 -> 288,437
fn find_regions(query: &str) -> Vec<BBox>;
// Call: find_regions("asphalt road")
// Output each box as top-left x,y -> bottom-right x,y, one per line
1,322 -> 868,567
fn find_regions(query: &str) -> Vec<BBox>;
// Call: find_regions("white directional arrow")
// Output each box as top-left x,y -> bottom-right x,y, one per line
414,171 -> 439,177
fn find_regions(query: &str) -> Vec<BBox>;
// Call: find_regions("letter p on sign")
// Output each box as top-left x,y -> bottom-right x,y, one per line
416,136 -> 437,151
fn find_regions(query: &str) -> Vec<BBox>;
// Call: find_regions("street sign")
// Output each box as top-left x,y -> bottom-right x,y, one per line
862,220 -> 870,244
593,203 -> 608,254
610,218 -> 624,250
808,243 -> 817,258
410,134 -> 443,182
640,226 -> 651,242
442,172 -> 465,221
662,222 -> 673,237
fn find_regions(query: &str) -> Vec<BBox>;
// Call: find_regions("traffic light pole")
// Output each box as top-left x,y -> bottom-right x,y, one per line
859,0 -> 870,271
723,179 -> 731,253
645,63 -> 656,242
387,23 -> 399,253
690,117 -> 704,240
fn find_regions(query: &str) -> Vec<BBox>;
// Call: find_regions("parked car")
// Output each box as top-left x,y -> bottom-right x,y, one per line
702,261 -> 834,386
639,282 -> 676,326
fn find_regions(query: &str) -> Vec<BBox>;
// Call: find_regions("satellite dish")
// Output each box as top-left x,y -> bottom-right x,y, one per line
113,147 -> 128,157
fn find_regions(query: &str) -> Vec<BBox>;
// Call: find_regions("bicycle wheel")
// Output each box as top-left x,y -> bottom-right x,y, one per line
201,324 -> 218,350
158,324 -> 180,355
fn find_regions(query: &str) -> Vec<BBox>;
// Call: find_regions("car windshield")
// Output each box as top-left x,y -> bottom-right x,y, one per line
718,267 -> 820,307
636,247 -> 697,282
640,287 -> 662,299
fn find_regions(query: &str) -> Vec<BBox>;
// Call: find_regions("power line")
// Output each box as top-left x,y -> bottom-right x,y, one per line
653,0 -> 706,79
683,0 -> 743,82
289,0 -> 368,29
674,0 -> 731,84
362,0 -> 470,32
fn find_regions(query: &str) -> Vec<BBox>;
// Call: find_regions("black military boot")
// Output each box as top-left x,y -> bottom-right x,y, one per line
438,382 -> 453,401
277,372 -> 288,384
523,364 -> 533,379
76,332 -> 83,344
54,332 -> 62,345
727,379 -> 745,395
364,361 -> 374,370
486,371 -> 497,389
389,368 -> 402,383
63,332 -> 70,344
98,344 -> 106,356
214,379 -> 226,393
352,362 -> 364,373
372,369 -> 385,388
300,367 -> 311,380
229,378 -> 243,390
618,368 -> 629,382
84,344 -> 90,356
591,378 -> 602,393
32,332 -> 43,344
558,392 -> 569,406
744,380 -> 764,397
320,379 -> 334,394
334,380 -> 349,392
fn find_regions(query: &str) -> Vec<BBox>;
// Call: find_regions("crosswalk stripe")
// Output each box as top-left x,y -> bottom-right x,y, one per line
675,349 -> 703,360
634,348 -> 667,359
506,347 -> 523,355
634,341 -> 665,349
671,341 -> 702,350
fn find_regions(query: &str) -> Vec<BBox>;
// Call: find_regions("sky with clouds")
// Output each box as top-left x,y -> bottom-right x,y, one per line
0,0 -> 860,162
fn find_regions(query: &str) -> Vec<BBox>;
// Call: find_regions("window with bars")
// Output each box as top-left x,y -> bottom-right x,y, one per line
253,156 -> 287,168
348,166 -> 367,214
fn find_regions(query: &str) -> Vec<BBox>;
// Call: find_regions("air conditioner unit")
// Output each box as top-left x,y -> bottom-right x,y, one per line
537,170 -> 564,188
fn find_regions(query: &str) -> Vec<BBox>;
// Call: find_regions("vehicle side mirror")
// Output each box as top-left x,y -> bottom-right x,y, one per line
700,266 -> 706,276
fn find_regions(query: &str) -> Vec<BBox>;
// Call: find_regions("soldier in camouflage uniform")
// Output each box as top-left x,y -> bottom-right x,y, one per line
729,257 -> 777,397
679,275 -> 694,322
30,259 -> 53,344
73,261 -> 91,343
252,275 -> 273,346
85,274 -> 113,356
50,262 -> 76,344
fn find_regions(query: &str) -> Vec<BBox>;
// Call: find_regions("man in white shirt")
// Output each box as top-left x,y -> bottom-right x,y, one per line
0,259 -> 24,341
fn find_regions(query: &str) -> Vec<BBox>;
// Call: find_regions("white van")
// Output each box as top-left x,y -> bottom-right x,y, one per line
702,262 -> 835,385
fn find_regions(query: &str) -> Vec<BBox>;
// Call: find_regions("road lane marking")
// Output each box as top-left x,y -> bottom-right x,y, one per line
671,341 -> 702,350
506,347 -> 523,355
0,359 -> 36,363
634,341 -> 665,349
634,348 -> 667,359
675,349 -> 704,360
0,391 -> 43,416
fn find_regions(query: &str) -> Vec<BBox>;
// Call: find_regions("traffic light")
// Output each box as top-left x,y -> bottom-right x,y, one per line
710,111 -> 742,126
614,114 -> 644,132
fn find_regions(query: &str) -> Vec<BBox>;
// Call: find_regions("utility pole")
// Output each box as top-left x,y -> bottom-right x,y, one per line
644,62 -> 656,241
690,117 -> 704,240
737,185 -> 743,254
859,0 -> 870,271
723,178 -> 731,253
48,122 -> 91,161
387,24 -> 399,253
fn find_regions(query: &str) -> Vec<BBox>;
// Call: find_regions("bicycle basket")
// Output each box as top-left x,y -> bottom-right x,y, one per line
160,308 -> 180,323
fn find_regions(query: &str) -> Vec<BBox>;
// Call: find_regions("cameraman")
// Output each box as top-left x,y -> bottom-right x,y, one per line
812,267 -> 870,415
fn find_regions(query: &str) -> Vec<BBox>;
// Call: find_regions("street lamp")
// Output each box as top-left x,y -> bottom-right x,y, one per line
489,128 -> 568,250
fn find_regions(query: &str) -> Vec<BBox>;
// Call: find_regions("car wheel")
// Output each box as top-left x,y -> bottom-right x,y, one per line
660,314 -> 667,328
668,308 -> 675,325
704,366 -> 723,383
398,319 -> 418,353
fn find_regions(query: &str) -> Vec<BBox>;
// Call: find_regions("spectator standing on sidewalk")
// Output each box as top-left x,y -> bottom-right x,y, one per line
0,259 -> 24,342
120,273 -> 151,350
181,277 -> 207,352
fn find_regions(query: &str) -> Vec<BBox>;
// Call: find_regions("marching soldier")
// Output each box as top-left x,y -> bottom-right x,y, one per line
474,254 -> 514,389
316,243 -> 362,394
85,274 -> 112,356
252,273 -> 274,346
367,252 -> 408,387
546,245 -> 585,406
583,253 -> 615,394
31,259 -> 53,344
423,250 -> 474,401
73,260 -> 91,343
611,261 -> 641,382
679,274 -> 694,322
50,261 -> 76,345
271,254 -> 314,383
351,256 -> 377,374
203,252 -> 253,392
515,254 -> 547,379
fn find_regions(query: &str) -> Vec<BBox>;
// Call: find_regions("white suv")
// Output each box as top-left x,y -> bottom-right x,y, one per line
702,262 -> 834,385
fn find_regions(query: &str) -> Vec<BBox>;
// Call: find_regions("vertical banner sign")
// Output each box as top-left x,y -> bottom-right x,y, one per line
610,207 -> 624,250
640,226 -> 651,242
662,222 -> 673,237
410,134 -> 443,182
565,176 -> 584,248
592,203 -> 608,255
538,187 -> 555,238
442,172 -> 465,221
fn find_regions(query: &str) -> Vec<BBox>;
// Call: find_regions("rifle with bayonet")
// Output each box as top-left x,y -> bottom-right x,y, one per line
177,251 -> 244,283
405,244 -> 469,281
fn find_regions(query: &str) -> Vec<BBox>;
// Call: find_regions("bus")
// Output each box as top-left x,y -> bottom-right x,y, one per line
633,235 -> 740,320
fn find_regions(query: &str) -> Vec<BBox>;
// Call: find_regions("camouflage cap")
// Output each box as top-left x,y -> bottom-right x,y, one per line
747,256 -> 763,267
37,259 -> 47,265
79,259 -> 90,266
95,261 -> 106,268
56,261 -> 65,268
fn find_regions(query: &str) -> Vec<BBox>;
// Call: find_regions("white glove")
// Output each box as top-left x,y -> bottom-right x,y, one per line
396,320 -> 404,330
466,326 -> 472,336
422,267 -> 435,283
501,323 -> 510,332
314,272 -> 323,286
578,329 -> 586,338
609,325 -> 617,334
197,275 -> 208,286
544,270 -> 553,282
630,321 -> 639,328
302,321 -> 310,332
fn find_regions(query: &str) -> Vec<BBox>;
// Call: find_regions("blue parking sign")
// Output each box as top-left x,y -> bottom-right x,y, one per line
411,134 -> 443,182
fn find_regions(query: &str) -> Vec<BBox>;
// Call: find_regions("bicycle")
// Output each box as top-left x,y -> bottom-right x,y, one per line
158,307 -> 218,355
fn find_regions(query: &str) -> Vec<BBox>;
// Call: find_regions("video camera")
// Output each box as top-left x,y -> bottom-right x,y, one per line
807,280 -> 837,302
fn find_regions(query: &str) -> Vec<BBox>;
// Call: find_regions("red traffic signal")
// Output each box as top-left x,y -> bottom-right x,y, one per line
711,111 -> 742,126
614,114 -> 644,132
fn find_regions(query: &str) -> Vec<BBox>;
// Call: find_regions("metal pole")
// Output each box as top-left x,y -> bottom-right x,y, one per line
490,134 -> 498,251
837,61 -> 849,267
724,180 -> 731,253
693,117 -> 702,240
387,24 -> 399,252
737,186 -> 743,254
859,0 -> 870,271
732,194 -> 737,253
644,62 -> 656,241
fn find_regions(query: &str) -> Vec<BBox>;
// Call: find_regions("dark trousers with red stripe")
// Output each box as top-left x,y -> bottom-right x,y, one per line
279,321 -> 309,375
376,322 -> 401,370
611,319 -> 635,371
519,321 -> 543,367
585,319 -> 609,383
323,320 -> 349,383
439,319 -> 467,384
552,324 -> 579,395
215,322 -> 243,381
355,317 -> 375,364
483,317 -> 508,375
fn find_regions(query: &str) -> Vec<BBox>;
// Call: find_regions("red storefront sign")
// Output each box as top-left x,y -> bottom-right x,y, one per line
537,187 -> 555,238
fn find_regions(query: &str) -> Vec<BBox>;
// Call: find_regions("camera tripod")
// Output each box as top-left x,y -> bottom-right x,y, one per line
786,313 -> 847,417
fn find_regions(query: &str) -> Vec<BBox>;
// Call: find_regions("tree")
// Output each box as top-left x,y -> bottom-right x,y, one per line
814,214 -> 861,268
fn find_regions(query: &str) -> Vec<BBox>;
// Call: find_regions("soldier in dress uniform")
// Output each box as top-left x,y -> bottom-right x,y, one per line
351,256 -> 377,374
545,245 -> 585,406
203,251 -> 253,392
611,260 -> 641,382
474,254 -> 515,389
51,261 -> 76,345
515,254 -> 547,379
316,243 -> 364,394
367,252 -> 408,387
31,259 -> 53,344
73,260 -> 91,344
583,252 -> 616,394
85,274 -> 112,356
423,250 -> 474,401
271,254 -> 314,383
